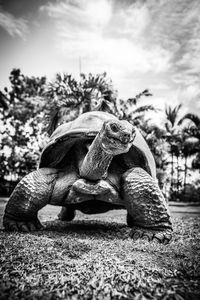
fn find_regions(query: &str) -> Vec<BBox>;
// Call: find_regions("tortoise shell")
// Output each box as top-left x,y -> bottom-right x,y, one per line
39,111 -> 156,179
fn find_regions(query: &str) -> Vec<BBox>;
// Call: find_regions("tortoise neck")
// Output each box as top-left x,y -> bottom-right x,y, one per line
79,133 -> 113,180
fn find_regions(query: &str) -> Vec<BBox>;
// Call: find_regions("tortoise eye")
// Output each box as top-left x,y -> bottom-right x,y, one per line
110,124 -> 119,132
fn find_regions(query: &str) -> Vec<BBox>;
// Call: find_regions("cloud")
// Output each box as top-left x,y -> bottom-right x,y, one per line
0,8 -> 28,39
177,83 -> 200,115
39,0 -> 172,84
145,0 -> 200,85
40,0 -> 112,31
6,0 -> 196,114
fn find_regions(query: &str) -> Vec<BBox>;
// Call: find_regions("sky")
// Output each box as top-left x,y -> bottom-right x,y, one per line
0,0 -> 200,117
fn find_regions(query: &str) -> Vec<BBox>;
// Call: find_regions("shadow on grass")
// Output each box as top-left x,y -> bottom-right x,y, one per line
39,219 -> 130,241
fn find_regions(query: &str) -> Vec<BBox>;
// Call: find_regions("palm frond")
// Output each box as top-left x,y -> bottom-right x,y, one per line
128,114 -> 145,127
127,89 -> 153,105
178,113 -> 200,128
0,91 -> 9,109
132,105 -> 156,114
100,99 -> 113,113
165,104 -> 182,127
46,109 -> 60,136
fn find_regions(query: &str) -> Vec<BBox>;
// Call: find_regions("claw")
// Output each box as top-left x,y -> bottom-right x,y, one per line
9,223 -> 18,232
130,229 -> 143,240
143,233 -> 152,241
28,222 -> 37,231
153,232 -> 164,243
142,235 -> 150,242
153,231 -> 172,244
3,216 -> 43,232
164,233 -> 172,241
19,223 -> 29,232
35,220 -> 43,230
163,238 -> 170,245
130,227 -> 172,244
132,231 -> 141,239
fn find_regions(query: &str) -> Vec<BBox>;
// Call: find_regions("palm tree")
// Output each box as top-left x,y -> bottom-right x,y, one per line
164,109 -> 200,199
181,134 -> 198,190
45,72 -> 117,135
164,104 -> 182,199
178,113 -> 200,171
80,72 -> 117,113
45,73 -> 154,135
140,118 -> 168,191
116,89 -> 155,126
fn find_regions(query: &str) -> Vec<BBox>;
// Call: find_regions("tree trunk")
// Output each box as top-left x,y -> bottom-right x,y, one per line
170,152 -> 174,198
176,156 -> 179,195
184,156 -> 187,193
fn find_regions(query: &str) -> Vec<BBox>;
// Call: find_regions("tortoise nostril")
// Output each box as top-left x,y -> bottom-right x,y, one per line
122,133 -> 131,142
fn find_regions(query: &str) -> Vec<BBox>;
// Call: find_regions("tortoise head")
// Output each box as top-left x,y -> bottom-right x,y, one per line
100,119 -> 136,155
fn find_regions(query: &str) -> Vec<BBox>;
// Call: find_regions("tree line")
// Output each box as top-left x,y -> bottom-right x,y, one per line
0,68 -> 200,201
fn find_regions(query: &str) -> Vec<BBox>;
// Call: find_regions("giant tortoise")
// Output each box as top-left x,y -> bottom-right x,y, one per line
3,111 -> 172,243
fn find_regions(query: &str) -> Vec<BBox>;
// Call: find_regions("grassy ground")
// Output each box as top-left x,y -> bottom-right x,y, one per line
0,202 -> 200,300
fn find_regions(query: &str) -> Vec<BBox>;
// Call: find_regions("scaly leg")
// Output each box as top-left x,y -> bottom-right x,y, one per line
3,168 -> 58,232
122,167 -> 172,244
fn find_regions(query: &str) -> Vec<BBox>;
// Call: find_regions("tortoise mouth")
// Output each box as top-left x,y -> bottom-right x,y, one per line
105,125 -> 133,144
108,135 -> 133,145
101,135 -> 133,154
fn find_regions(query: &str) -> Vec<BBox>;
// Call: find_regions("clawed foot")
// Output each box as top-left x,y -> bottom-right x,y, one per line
3,216 -> 43,232
130,227 -> 172,244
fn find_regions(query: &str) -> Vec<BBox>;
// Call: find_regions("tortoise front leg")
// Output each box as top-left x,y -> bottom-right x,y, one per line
3,168 -> 57,232
122,167 -> 172,244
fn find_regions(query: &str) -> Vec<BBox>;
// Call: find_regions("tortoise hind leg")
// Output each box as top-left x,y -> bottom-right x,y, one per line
126,213 -> 135,228
58,207 -> 76,221
122,167 -> 172,244
3,168 -> 57,232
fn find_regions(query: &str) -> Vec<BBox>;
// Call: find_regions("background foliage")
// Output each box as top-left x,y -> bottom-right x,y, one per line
0,68 -> 200,201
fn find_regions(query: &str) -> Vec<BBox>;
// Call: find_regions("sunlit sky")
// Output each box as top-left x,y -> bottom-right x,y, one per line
0,0 -> 200,116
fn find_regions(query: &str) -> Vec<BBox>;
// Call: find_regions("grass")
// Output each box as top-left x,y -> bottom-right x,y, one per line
0,208 -> 200,300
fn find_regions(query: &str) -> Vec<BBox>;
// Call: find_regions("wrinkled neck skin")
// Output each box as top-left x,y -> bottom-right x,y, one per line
79,133 -> 113,181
